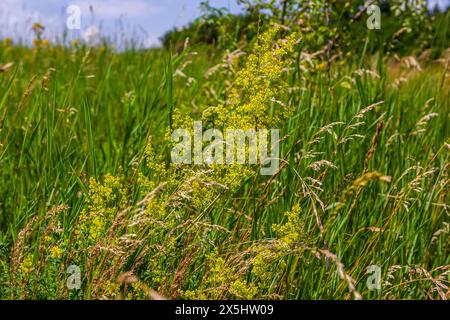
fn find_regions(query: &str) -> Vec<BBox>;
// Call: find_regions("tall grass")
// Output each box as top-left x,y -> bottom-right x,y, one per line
0,23 -> 449,300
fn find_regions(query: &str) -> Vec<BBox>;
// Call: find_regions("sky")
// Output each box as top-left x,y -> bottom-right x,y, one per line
0,0 -> 242,47
0,0 -> 448,48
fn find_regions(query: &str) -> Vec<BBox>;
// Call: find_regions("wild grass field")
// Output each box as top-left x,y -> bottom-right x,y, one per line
0,1 -> 449,300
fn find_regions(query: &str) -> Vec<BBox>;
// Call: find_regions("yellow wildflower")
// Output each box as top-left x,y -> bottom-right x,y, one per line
19,255 -> 34,274
4,37 -> 12,46
49,246 -> 62,259
33,39 -> 42,47
42,39 -> 50,47
316,62 -> 327,71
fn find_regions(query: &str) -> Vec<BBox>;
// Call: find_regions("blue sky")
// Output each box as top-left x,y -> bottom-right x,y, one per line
0,0 -> 448,47
0,0 -> 242,47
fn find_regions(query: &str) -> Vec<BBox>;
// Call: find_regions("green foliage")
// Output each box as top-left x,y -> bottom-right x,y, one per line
163,1 -> 449,59
161,2 -> 263,51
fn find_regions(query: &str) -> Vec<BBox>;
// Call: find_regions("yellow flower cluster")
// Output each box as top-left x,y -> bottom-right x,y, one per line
182,250 -> 257,299
272,204 -> 304,246
1,37 -> 13,54
19,254 -> 34,274
4,37 -> 13,46
33,38 -> 51,48
161,30 -> 299,215
49,246 -> 62,259
250,204 -> 303,292
78,174 -> 125,242
180,204 -> 304,299
213,28 -> 299,129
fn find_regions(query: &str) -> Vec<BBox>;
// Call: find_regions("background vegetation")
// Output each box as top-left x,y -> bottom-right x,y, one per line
0,0 -> 449,299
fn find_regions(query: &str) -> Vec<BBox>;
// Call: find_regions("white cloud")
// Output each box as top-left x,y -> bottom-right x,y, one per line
0,0 -> 168,41
83,25 -> 100,42
73,0 -> 165,19
144,34 -> 161,48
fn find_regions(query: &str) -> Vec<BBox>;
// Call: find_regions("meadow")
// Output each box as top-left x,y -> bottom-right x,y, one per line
0,2 -> 449,300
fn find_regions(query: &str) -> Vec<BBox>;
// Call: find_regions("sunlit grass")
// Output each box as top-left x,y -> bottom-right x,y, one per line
0,25 -> 448,300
